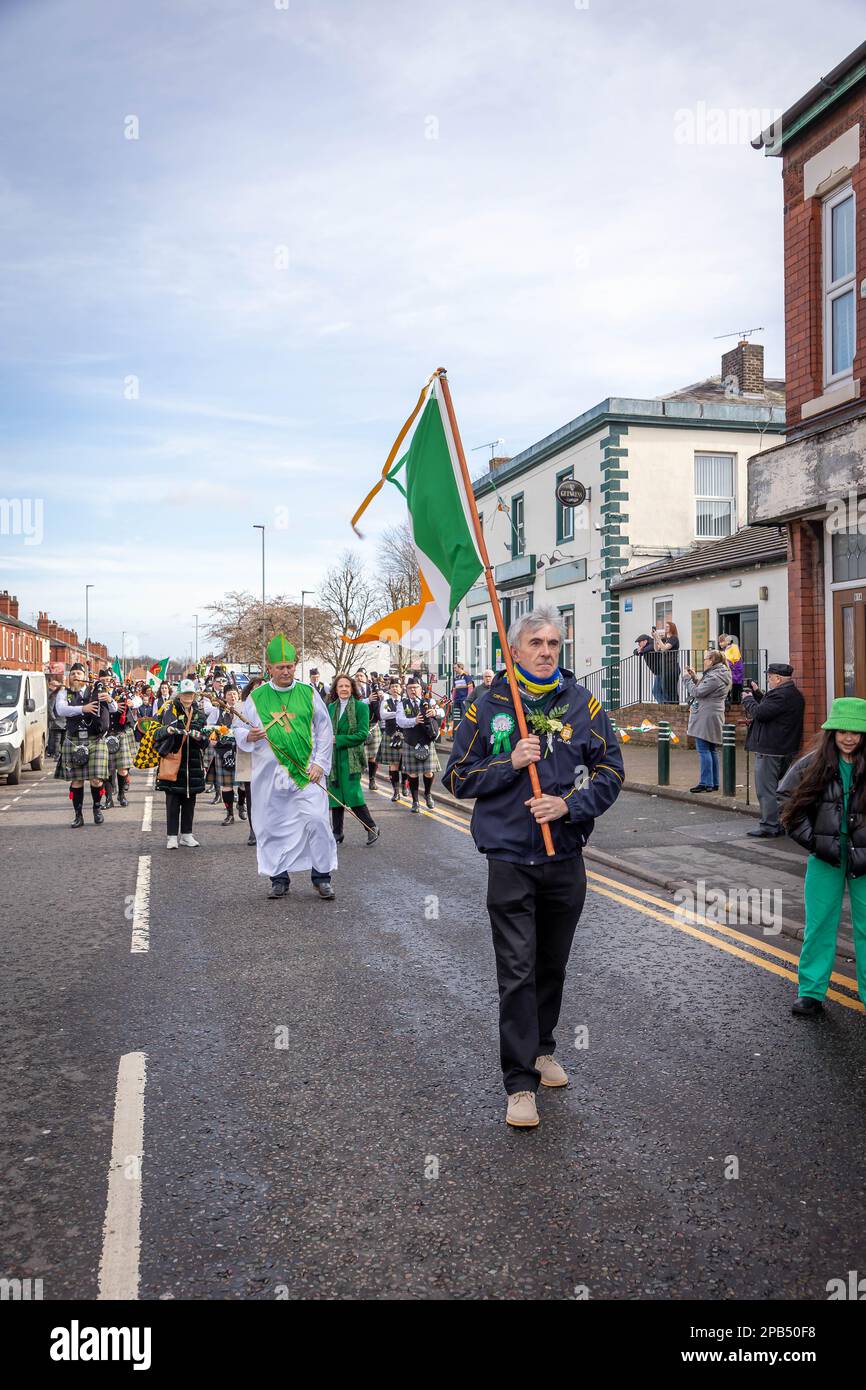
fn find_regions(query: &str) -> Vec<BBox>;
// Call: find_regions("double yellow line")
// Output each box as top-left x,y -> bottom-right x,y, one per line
375,790 -> 865,1013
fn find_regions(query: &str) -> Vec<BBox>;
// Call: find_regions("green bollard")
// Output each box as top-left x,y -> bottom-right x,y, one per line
658,720 -> 670,787
722,722 -> 736,797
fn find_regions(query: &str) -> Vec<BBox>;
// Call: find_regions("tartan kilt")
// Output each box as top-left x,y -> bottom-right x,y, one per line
107,727 -> 137,772
62,734 -> 110,782
379,728 -> 402,767
212,746 -> 236,791
365,724 -> 382,761
400,740 -> 441,777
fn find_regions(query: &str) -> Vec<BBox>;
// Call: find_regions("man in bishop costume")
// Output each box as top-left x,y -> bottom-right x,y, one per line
235,635 -> 338,900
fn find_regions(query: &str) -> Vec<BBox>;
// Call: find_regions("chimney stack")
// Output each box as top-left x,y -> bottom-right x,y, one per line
488,455 -> 511,472
721,340 -> 764,396
0,591 -> 19,619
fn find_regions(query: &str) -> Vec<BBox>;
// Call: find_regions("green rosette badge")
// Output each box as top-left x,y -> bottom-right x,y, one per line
490,711 -> 515,754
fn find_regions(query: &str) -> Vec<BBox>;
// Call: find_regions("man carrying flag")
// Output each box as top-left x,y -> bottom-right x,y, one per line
234,635 -> 337,901
349,367 -> 624,1130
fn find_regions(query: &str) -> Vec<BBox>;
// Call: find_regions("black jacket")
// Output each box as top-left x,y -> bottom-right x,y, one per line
742,681 -> 805,755
778,754 -> 866,877
443,671 -> 624,865
154,701 -> 209,797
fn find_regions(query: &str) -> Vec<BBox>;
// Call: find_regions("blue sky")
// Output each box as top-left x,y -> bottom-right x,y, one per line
1,0 -> 863,661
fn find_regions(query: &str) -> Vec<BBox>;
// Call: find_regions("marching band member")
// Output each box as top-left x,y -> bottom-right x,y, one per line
106,684 -> 140,808
234,636 -> 337,901
365,678 -> 383,792
395,674 -> 441,812
54,663 -> 114,827
379,677 -> 404,802
207,685 -> 242,825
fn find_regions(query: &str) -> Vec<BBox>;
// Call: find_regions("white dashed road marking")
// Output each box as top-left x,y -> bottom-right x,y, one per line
130,855 -> 151,954
97,1051 -> 146,1301
140,795 -> 152,833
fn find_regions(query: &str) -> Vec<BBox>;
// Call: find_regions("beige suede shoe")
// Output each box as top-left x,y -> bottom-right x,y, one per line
506,1091 -> 539,1128
536,1054 -> 568,1087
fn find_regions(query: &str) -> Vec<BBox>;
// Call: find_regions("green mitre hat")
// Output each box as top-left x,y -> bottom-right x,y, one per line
266,634 -> 297,664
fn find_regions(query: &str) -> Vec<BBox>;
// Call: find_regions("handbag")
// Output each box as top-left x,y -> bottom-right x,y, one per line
157,711 -> 192,782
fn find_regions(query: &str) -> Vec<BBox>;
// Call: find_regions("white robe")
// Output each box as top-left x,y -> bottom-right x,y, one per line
235,680 -> 337,879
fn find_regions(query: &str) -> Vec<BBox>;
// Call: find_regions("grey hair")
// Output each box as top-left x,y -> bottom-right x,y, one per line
507,604 -> 565,650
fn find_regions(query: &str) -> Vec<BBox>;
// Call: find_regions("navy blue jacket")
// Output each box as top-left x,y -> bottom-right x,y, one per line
443,671 -> 624,865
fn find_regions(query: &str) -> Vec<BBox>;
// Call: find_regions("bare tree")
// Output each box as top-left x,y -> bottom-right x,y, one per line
203,590 -> 331,666
377,521 -> 422,673
317,551 -> 378,675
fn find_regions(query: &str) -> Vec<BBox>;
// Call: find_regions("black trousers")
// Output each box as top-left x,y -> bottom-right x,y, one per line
331,803 -> 376,837
486,855 -> 587,1094
165,792 -> 196,836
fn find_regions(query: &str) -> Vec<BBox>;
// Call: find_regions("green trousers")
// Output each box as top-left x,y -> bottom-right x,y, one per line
800,849 -> 866,1004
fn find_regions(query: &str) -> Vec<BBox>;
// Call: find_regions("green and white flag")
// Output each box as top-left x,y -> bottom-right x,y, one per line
347,374 -> 483,651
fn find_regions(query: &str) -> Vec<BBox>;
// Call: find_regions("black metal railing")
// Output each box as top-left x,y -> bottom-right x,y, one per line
578,649 -> 769,711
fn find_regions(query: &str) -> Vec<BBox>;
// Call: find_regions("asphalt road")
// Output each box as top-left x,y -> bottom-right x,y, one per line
2,764 -> 865,1301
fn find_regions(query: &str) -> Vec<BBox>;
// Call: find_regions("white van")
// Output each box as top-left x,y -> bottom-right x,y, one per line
0,669 -> 48,784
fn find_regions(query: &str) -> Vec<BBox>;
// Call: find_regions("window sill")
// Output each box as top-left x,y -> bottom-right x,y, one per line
801,378 -> 860,420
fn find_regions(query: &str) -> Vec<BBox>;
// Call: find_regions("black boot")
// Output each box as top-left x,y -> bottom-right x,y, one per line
237,801 -> 247,821
221,810 -> 235,825
70,787 -> 85,827
792,996 -> 823,1018
423,781 -> 435,810
390,772 -> 400,802
92,786 -> 105,825
117,774 -> 128,808
70,811 -> 85,828
366,826 -> 380,846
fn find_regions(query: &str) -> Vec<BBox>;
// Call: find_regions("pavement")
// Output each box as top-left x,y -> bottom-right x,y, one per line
439,736 -> 852,954
2,761 -> 865,1301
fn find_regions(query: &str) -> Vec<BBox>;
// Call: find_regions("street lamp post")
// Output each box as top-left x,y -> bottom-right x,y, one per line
253,525 -> 266,673
85,584 -> 94,674
300,589 -> 314,682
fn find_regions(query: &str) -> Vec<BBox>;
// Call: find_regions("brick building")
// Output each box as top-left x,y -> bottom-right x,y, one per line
0,592 -> 47,670
750,40 -> 866,739
35,610 -> 109,674
0,590 -> 109,673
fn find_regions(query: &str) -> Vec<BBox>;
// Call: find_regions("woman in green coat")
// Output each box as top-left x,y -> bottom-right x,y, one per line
327,674 -> 380,846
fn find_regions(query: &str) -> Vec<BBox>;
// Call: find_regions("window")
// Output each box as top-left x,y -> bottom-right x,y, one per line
832,528 -> 866,582
509,594 -> 532,628
558,606 -> 575,670
695,453 -> 735,538
824,184 -> 856,386
511,493 -> 525,557
471,618 -> 487,674
556,467 -> 574,544
654,596 -> 673,629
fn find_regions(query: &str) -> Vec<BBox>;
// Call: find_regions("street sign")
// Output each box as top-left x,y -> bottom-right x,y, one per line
555,477 -> 587,508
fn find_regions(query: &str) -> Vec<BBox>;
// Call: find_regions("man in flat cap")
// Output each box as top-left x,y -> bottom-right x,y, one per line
742,662 -> 805,838
235,635 -> 337,899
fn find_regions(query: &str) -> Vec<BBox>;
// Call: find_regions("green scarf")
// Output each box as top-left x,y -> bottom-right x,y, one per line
249,681 -> 314,789
330,697 -> 366,781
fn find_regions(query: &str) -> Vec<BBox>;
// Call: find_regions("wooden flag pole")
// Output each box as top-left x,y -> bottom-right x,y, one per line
436,369 -> 555,857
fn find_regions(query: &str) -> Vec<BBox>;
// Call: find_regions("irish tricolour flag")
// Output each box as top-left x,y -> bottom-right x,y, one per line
347,373 -> 483,652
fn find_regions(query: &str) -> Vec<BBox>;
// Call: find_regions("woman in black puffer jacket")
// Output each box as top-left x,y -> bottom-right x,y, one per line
154,680 -> 209,849
778,697 -> 866,1018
